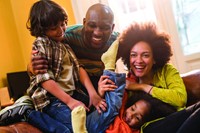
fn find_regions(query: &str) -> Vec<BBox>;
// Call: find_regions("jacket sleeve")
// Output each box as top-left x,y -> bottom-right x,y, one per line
151,64 -> 187,110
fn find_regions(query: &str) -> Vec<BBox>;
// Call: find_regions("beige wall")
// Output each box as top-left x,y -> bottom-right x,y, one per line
0,0 -> 76,88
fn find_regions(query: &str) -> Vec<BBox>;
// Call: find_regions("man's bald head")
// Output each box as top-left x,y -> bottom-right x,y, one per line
85,3 -> 114,23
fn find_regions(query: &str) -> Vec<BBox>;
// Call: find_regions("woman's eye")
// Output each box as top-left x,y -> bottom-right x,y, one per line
143,54 -> 149,57
130,53 -> 136,57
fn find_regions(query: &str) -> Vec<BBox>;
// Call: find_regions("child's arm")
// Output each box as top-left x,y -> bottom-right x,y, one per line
41,79 -> 88,110
79,67 -> 107,113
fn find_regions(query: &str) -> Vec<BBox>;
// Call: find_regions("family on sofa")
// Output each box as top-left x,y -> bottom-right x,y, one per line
1,1 -> 200,133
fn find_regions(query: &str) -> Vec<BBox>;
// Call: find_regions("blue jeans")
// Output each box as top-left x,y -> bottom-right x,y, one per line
28,91 -> 89,133
143,101 -> 200,133
28,98 -> 72,133
86,70 -> 126,133
27,70 -> 126,133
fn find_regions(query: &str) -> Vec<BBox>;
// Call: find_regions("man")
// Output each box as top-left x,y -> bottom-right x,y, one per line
30,3 -> 119,91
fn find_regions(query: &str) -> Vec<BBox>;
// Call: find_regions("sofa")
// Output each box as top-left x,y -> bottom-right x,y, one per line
1,69 -> 200,133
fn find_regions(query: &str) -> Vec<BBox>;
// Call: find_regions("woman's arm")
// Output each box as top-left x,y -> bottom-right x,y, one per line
126,64 -> 187,110
126,81 -> 153,94
151,65 -> 187,109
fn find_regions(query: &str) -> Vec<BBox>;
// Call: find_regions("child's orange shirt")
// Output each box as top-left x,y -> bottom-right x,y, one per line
106,91 -> 140,133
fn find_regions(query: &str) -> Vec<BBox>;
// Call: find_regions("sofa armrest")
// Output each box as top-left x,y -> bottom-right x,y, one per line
181,69 -> 200,106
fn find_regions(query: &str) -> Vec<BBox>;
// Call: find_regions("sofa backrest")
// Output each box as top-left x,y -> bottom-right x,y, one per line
181,69 -> 200,106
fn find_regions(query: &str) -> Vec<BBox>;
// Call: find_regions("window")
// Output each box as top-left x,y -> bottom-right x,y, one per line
172,0 -> 200,55
71,0 -> 200,72
107,0 -> 156,32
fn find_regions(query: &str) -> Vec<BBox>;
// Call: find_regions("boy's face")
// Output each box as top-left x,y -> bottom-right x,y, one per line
45,20 -> 67,42
123,100 -> 150,129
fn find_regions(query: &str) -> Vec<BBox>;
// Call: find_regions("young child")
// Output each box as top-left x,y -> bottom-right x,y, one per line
26,0 -> 109,132
105,90 -> 176,133
0,0 -> 105,132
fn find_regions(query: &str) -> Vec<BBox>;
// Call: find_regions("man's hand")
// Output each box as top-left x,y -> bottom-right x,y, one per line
29,50 -> 48,75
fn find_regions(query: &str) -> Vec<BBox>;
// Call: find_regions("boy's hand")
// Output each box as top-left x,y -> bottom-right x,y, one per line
90,94 -> 107,114
68,98 -> 89,112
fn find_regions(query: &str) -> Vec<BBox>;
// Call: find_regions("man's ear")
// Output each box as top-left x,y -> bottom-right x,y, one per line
83,18 -> 86,25
112,23 -> 115,31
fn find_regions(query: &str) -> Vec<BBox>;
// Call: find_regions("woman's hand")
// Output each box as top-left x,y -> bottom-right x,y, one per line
98,75 -> 117,97
91,75 -> 117,114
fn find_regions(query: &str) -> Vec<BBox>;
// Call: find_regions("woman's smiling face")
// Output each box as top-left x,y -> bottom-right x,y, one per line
129,41 -> 155,78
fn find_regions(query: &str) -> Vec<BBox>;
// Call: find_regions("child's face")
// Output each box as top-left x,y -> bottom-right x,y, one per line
45,21 -> 67,42
123,99 -> 150,129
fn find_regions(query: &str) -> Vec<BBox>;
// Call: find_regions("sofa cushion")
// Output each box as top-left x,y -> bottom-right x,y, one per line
0,122 -> 42,133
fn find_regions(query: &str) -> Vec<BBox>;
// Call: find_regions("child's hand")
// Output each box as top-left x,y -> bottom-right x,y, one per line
68,98 -> 89,112
90,94 -> 107,114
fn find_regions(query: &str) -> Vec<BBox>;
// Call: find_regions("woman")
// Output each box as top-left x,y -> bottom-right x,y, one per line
118,22 -> 187,110
117,22 -> 200,133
